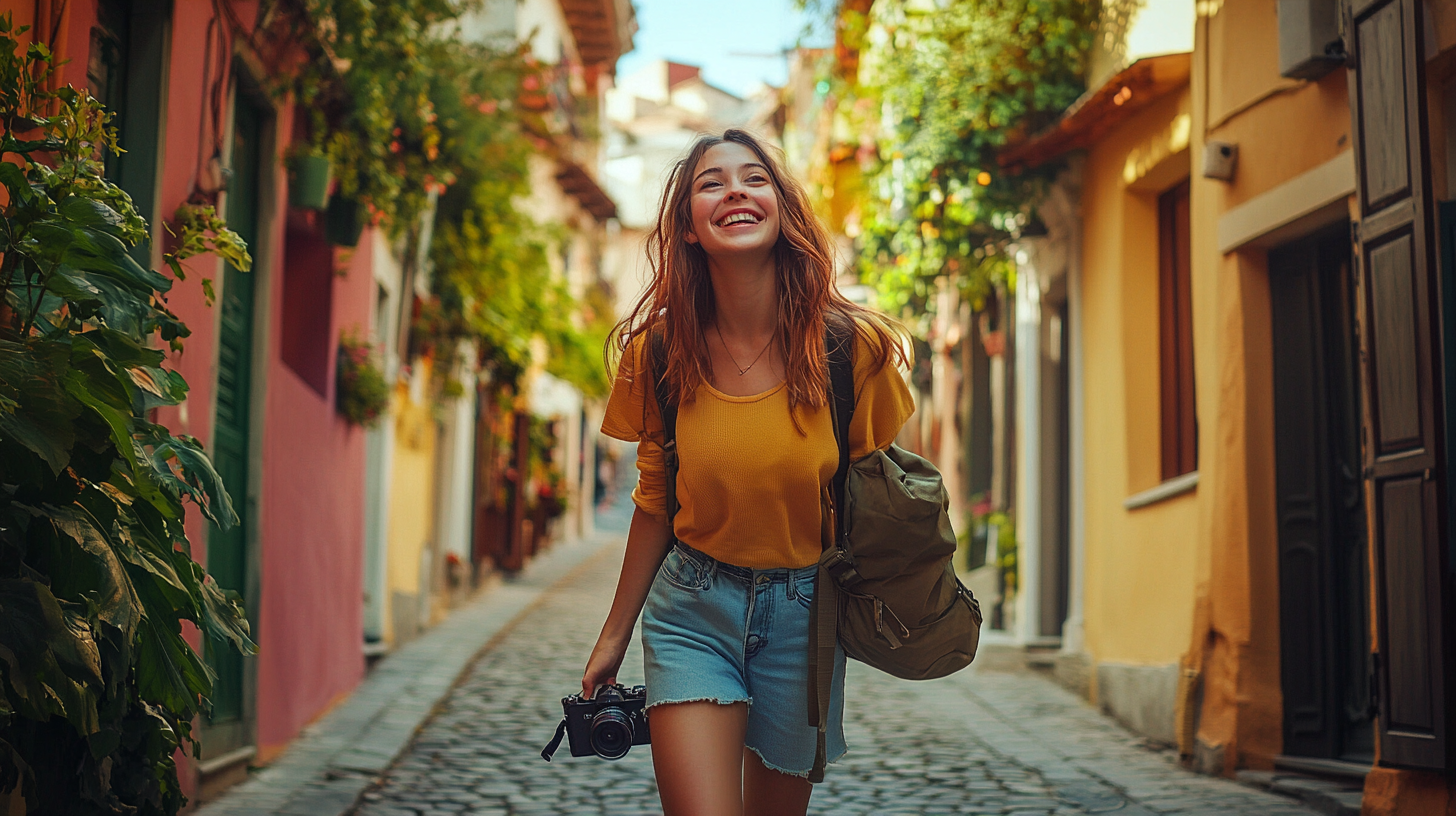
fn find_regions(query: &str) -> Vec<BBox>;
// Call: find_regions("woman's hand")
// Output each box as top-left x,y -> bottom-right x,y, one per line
582,634 -> 629,698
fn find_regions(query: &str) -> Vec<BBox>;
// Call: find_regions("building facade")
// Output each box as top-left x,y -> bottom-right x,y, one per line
1003,0 -> 1456,810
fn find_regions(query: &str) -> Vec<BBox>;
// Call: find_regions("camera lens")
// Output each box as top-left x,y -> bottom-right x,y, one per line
590,707 -> 635,760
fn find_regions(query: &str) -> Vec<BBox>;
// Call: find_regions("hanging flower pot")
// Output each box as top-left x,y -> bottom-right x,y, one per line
289,153 -> 332,210
336,334 -> 389,427
325,195 -> 364,247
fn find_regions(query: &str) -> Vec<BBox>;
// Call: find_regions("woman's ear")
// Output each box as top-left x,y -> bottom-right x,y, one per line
684,229 -> 699,245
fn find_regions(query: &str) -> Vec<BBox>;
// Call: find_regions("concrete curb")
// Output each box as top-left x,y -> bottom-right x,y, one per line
194,531 -> 621,816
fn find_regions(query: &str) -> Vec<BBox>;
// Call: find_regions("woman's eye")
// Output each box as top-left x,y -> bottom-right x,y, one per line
700,180 -> 721,190
747,175 -> 767,183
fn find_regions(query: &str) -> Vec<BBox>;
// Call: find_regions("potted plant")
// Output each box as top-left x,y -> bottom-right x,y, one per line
288,143 -> 333,210
326,192 -> 365,247
336,333 -> 390,426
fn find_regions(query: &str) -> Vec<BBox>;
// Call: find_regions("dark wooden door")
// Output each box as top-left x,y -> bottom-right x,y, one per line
202,89 -> 264,759
1344,0 -> 1451,770
1270,225 -> 1374,763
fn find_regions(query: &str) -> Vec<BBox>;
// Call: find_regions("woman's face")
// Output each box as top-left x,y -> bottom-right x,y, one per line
684,142 -> 782,260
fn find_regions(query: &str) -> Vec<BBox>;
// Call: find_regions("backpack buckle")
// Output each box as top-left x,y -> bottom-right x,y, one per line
823,549 -> 863,589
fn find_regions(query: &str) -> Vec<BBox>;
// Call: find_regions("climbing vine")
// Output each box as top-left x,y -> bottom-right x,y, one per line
279,0 -> 606,398
817,0 -> 1098,323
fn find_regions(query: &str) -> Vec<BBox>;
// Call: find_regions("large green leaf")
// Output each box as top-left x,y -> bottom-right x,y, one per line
0,579 -> 102,734
85,328 -> 166,370
46,504 -> 142,641
140,430 -> 238,529
63,225 -> 172,294
58,196 -> 127,238
190,563 -> 256,656
51,266 -> 153,336
69,334 -> 135,413
0,339 -> 80,475
133,614 -> 212,719
0,159 -> 35,206
62,369 -> 148,480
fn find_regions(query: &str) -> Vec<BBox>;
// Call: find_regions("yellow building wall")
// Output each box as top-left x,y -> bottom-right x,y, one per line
1080,87 -> 1201,670
1185,0 -> 1354,773
384,358 -> 439,646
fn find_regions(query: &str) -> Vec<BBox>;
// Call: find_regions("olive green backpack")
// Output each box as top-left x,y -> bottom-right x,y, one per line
650,324 -> 983,783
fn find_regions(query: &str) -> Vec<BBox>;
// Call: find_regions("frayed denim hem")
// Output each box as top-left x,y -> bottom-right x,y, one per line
744,743 -> 847,781
645,696 -> 751,716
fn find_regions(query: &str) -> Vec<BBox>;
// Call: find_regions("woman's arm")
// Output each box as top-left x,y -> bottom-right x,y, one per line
581,506 -> 673,697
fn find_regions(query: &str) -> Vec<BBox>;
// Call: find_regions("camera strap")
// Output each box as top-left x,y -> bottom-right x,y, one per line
540,717 -> 568,762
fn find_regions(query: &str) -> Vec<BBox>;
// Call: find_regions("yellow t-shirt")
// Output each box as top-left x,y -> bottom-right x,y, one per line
600,321 -> 915,569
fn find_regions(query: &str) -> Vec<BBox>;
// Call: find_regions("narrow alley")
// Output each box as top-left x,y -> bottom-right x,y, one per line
347,506 -> 1323,816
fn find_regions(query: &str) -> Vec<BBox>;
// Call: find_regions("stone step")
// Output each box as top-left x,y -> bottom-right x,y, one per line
1236,770 -> 1364,816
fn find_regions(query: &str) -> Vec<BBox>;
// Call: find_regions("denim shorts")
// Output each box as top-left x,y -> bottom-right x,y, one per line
641,542 -> 847,778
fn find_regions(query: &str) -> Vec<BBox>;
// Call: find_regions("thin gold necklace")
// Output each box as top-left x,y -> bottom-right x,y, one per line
714,322 -> 774,376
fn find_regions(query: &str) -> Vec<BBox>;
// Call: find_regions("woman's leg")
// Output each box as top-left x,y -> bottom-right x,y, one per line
651,701 -> 749,816
742,747 -> 812,816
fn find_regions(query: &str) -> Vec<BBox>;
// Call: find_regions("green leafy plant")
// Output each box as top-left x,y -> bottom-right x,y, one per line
277,2 -> 604,403
421,40 -> 608,399
336,332 -> 390,427
0,16 -> 255,814
821,0 -> 1096,323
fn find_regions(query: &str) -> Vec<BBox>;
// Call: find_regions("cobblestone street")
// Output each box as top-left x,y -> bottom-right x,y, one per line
351,521 -> 1320,816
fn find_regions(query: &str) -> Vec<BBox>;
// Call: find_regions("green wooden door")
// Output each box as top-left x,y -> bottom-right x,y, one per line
204,89 -> 263,758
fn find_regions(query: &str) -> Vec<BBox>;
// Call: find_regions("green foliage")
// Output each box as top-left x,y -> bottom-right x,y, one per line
421,41 -> 608,399
0,17 -> 255,814
290,0 -> 463,233
285,1 -> 603,400
843,0 -> 1097,322
336,333 -> 390,427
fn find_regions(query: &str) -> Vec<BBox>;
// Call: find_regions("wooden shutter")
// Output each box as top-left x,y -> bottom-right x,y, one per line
1344,0 -> 1450,770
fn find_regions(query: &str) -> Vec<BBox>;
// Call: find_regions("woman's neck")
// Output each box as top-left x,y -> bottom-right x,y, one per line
707,251 -> 777,339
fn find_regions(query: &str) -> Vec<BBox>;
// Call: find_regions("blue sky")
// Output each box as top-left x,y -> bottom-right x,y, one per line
616,0 -> 833,98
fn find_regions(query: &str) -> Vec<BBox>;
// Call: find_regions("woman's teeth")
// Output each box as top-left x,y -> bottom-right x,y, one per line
717,212 -> 759,227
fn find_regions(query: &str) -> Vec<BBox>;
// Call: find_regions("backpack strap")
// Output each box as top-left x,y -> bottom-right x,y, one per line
808,322 -> 856,783
828,328 -> 855,541
648,329 -> 680,527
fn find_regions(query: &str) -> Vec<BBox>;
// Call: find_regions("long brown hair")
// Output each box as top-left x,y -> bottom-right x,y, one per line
610,129 -> 904,424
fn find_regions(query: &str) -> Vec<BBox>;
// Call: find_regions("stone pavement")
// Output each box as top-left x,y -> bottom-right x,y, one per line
195,510 -> 629,816
350,535 -> 1323,816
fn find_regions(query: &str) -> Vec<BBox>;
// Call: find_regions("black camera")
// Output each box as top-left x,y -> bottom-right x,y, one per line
541,684 -> 651,761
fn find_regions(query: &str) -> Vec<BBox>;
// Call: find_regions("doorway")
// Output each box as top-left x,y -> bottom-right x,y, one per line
1269,222 -> 1374,764
201,86 -> 265,763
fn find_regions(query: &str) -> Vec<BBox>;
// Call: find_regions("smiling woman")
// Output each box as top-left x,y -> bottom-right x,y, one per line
579,129 -> 912,816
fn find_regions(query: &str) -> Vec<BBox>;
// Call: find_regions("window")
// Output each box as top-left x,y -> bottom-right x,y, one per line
88,0 -> 168,265
1158,180 -> 1196,479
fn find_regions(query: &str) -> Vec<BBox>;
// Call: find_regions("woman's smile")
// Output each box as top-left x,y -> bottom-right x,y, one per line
715,208 -> 762,228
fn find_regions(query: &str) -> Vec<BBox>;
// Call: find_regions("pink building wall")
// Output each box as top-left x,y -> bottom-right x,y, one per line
256,228 -> 370,754
8,0 -> 376,795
